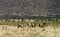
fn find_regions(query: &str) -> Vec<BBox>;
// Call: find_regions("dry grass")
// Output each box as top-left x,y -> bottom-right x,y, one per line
0,25 -> 60,37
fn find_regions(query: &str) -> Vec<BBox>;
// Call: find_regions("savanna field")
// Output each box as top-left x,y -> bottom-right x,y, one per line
0,19 -> 60,37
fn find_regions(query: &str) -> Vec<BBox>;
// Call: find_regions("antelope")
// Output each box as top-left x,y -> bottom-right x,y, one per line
28,22 -> 36,28
39,22 -> 46,28
17,24 -> 23,28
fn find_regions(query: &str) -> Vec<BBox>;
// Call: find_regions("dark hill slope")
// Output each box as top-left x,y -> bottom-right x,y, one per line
0,0 -> 60,19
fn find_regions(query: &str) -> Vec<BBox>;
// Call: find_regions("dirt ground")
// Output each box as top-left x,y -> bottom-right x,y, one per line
0,25 -> 60,37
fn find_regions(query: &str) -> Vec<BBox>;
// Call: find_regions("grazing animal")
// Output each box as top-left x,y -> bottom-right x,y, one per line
28,22 -> 36,28
39,22 -> 46,28
17,24 -> 23,28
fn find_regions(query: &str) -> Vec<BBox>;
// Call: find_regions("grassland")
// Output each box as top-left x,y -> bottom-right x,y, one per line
0,19 -> 60,27
0,19 -> 60,37
0,25 -> 60,37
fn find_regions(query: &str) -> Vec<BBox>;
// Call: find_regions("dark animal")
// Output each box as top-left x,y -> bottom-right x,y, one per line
39,22 -> 46,28
17,24 -> 23,28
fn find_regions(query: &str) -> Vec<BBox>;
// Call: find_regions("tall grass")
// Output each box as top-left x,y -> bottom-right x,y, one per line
0,25 -> 60,37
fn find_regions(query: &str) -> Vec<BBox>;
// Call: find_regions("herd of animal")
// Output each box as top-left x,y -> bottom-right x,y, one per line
2,22 -> 46,31
17,22 -> 46,28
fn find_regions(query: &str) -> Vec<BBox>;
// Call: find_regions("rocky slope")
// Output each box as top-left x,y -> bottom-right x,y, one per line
0,0 -> 60,19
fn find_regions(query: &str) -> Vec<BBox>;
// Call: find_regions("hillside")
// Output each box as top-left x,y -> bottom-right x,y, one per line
0,0 -> 60,19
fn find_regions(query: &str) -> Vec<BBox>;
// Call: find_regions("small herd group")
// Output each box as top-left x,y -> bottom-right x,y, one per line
2,22 -> 46,31
17,22 -> 46,28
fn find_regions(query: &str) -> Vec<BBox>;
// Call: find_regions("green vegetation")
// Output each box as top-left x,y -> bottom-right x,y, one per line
0,19 -> 60,28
